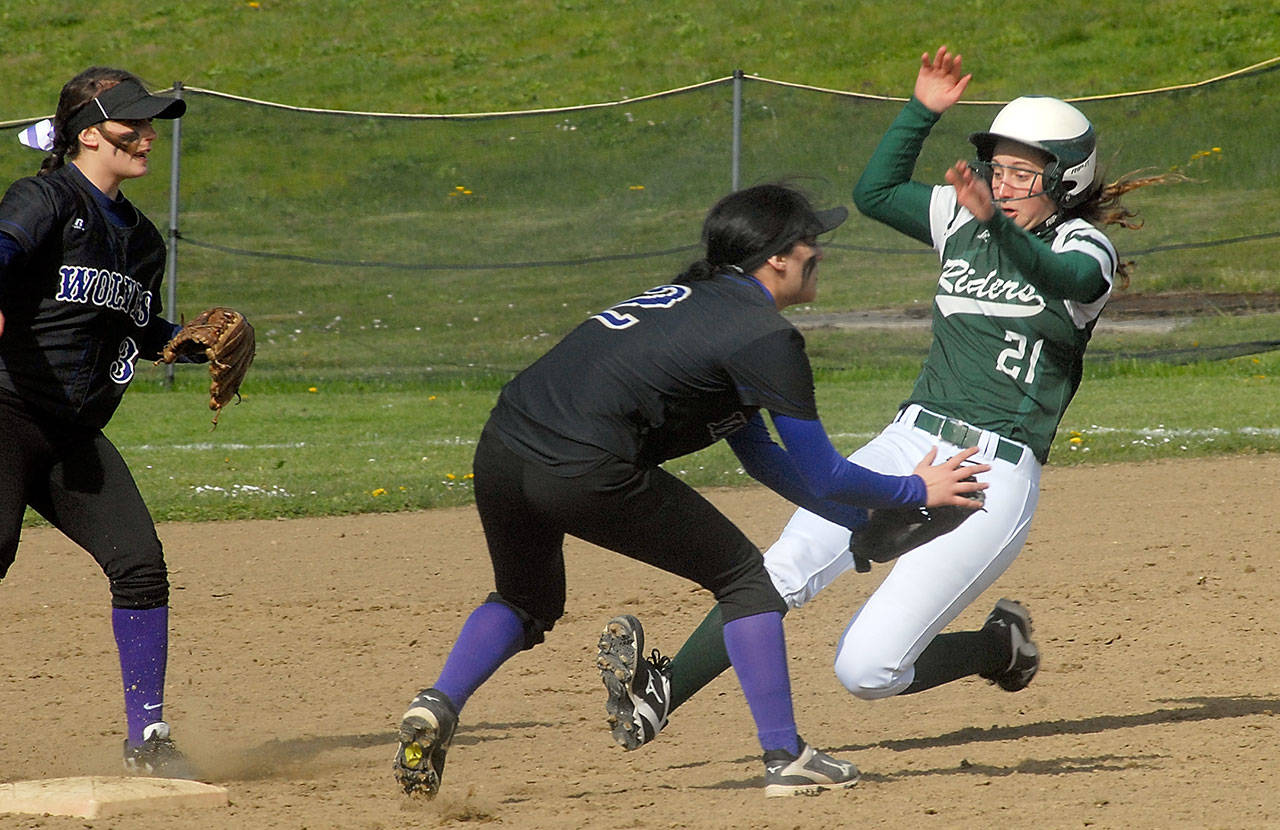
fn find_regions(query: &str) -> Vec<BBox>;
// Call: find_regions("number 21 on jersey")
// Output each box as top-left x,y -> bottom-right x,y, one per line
996,330 -> 1043,384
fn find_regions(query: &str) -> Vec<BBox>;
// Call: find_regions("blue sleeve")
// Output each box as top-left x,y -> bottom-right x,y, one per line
142,318 -> 207,363
771,413 -> 926,508
727,411 -> 925,522
726,414 -> 869,529
0,232 -> 23,291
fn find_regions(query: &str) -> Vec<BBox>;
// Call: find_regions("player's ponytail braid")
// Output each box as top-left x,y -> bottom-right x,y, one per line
38,123 -> 76,176
38,67 -> 136,176
675,259 -> 717,283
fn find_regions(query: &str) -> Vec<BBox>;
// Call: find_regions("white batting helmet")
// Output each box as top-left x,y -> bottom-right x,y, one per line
969,96 -> 1098,208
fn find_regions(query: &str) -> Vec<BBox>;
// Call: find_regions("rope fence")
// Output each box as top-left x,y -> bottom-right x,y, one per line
2,58 -> 1277,371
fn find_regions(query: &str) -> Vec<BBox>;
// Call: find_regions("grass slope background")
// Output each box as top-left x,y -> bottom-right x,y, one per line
0,1 -> 1277,522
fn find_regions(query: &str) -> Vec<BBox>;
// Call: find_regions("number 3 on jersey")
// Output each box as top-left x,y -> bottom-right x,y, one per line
592,285 -> 692,330
110,336 -> 141,384
996,330 -> 1043,384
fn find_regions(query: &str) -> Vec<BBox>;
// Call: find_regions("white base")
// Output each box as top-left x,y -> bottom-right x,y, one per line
0,776 -> 228,819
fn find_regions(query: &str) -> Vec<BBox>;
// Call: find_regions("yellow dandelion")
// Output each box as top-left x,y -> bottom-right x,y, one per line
629,185 -> 645,191
1069,436 -> 1083,445
465,473 -> 475,480
371,488 -> 387,496
307,386 -> 318,393
446,473 -> 456,481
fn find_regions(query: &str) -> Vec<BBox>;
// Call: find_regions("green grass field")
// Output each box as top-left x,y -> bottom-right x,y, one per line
2,2 -> 1278,524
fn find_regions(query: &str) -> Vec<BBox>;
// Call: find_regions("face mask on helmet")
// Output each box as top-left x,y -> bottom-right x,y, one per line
968,96 -> 1098,209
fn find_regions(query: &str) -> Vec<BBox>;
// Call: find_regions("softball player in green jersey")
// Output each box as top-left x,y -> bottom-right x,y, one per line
598,46 -> 1182,751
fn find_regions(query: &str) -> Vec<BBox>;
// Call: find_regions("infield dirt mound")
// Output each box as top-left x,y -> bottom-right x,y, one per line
1,454 -> 1277,829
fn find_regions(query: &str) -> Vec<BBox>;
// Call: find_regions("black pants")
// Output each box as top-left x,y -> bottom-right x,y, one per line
473,426 -> 784,648
0,394 -> 168,609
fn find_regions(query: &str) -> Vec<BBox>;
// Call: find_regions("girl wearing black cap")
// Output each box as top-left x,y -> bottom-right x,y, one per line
392,183 -> 988,799
0,67 -> 194,777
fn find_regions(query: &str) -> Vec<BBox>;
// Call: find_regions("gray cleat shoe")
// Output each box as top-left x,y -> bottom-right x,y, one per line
763,738 -> 860,797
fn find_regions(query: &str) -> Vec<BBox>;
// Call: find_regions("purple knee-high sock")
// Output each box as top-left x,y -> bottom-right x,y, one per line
432,602 -> 526,713
723,611 -> 801,756
112,606 -> 169,746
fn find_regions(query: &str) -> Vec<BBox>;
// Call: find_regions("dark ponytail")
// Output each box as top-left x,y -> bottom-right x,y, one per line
674,259 -> 717,284
38,67 -> 138,176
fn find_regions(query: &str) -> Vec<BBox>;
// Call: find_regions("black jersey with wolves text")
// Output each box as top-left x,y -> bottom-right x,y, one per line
0,164 -> 175,428
487,273 -> 818,475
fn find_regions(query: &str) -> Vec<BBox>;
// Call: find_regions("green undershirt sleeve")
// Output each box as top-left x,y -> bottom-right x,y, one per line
984,210 -> 1109,303
852,96 -> 939,246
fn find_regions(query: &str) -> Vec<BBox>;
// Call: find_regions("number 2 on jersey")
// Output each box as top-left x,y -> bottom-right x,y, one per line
996,330 -> 1043,384
592,284 -> 691,330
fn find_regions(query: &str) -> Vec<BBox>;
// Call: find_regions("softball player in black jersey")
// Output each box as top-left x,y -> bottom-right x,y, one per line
393,183 -> 987,799
0,67 -> 196,777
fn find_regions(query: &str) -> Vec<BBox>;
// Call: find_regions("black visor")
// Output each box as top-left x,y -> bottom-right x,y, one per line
735,205 -> 848,273
65,78 -> 186,137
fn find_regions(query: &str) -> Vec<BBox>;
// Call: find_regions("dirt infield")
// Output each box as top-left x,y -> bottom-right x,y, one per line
2,454 -> 1277,829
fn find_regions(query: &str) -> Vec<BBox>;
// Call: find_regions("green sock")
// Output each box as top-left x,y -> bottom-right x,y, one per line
900,629 -> 1005,694
668,604 -> 733,712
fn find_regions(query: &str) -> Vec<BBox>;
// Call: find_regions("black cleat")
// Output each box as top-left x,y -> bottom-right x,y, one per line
122,722 -> 199,780
979,598 -> 1040,692
393,688 -> 459,798
596,614 -> 672,750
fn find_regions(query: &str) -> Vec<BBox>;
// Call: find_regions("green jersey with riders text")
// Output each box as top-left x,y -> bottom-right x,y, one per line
909,187 -> 1117,461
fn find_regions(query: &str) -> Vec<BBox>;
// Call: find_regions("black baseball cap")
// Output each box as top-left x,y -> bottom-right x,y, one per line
734,204 -> 848,273
65,78 -> 186,138
809,205 -> 849,236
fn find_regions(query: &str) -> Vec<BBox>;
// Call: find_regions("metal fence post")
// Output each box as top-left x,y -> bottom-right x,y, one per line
164,81 -> 183,388
732,69 -> 743,191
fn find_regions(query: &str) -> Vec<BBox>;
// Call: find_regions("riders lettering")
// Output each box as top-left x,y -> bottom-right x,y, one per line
938,258 -> 1045,309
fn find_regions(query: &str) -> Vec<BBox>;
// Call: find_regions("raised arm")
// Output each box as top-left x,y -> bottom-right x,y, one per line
852,46 -> 972,243
913,45 -> 971,115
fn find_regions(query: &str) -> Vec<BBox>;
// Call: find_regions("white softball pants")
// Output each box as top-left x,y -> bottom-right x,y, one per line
764,404 -> 1041,699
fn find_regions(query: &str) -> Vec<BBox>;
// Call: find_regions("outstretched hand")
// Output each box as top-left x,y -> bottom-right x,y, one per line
914,45 -> 971,114
912,446 -> 990,507
944,159 -> 996,222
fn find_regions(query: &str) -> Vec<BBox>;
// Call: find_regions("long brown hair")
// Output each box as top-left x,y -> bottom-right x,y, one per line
39,67 -> 141,176
1066,169 -> 1188,287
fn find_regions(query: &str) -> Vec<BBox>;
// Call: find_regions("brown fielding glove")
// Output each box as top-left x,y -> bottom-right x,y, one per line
156,307 -> 256,427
